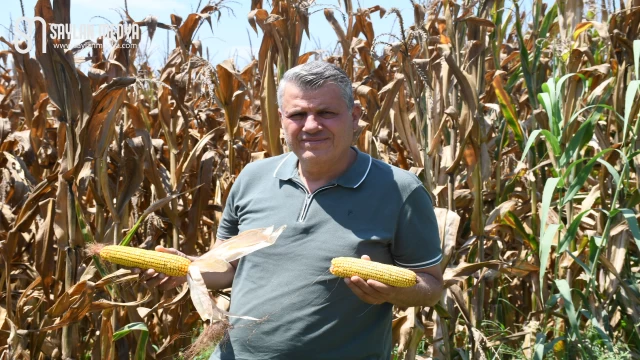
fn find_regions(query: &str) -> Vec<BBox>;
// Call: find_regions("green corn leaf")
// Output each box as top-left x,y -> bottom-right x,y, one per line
553,74 -> 571,123
514,3 -> 536,108
538,92 -> 553,122
521,129 -> 543,163
503,211 -> 538,251
540,81 -> 560,137
533,333 -> 546,360
113,322 -> 149,360
533,4 -> 558,72
520,129 -> 560,166
566,248 -> 591,275
541,177 -> 560,238
558,209 -> 591,253
545,77 -> 556,107
596,158 -> 620,189
545,293 -> 561,308
113,323 -> 149,341
539,176 -> 560,299
591,317 -> 614,352
559,108 -> 599,167
555,279 -> 581,341
565,104 -> 621,127
540,223 -> 560,298
623,80 -> 640,145
621,209 -> 640,251
540,129 -> 561,162
561,148 -> 613,206
556,73 -> 583,105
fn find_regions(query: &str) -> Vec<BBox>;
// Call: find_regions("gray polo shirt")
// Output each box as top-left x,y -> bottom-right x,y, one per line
211,147 -> 442,360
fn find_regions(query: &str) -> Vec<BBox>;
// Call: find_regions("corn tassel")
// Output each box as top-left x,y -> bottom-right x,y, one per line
99,245 -> 191,276
330,257 -> 417,287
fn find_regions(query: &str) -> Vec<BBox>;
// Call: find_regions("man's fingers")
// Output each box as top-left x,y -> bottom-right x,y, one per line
350,276 -> 382,298
155,245 -> 196,261
366,279 -> 393,293
157,276 -> 186,291
344,278 -> 376,303
345,277 -> 384,304
155,245 -> 168,252
144,273 -> 166,288
155,245 -> 179,255
360,255 -> 371,261
157,277 -> 175,291
140,268 -> 157,281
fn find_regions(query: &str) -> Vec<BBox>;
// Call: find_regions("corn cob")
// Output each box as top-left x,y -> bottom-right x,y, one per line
99,245 -> 191,277
330,257 -> 417,287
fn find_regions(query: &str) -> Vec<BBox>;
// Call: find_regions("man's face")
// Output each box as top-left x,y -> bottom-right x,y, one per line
279,82 -> 360,165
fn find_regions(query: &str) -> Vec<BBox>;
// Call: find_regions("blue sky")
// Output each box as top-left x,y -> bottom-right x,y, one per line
1,0 -> 416,69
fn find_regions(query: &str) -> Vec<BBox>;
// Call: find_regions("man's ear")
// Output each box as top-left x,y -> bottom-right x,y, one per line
351,104 -> 362,127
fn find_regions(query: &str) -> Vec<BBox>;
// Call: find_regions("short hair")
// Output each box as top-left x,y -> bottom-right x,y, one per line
277,61 -> 354,110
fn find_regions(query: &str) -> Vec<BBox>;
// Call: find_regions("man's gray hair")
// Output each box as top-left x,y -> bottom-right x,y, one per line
277,61 -> 354,110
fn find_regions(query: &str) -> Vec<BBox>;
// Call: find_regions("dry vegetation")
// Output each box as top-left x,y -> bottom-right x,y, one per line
0,0 -> 639,358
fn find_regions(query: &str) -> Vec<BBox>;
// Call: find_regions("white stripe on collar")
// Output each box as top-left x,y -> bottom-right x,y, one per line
353,153 -> 372,188
272,152 -> 294,178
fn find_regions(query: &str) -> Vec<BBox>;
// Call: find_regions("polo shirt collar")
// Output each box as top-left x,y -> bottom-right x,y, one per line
273,146 -> 372,188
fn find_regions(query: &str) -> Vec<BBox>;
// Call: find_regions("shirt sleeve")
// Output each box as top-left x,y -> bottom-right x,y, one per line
391,185 -> 443,269
216,177 -> 241,241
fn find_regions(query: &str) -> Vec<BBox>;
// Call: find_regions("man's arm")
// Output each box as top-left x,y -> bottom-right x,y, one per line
201,259 -> 238,290
344,255 -> 444,307
138,246 -> 238,291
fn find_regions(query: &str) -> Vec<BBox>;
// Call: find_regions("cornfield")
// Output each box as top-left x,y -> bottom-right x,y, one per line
0,0 -> 639,358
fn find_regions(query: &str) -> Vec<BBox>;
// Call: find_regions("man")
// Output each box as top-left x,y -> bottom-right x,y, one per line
145,61 -> 443,359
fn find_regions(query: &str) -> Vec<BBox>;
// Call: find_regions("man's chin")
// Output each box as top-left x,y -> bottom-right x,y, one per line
298,150 -> 330,162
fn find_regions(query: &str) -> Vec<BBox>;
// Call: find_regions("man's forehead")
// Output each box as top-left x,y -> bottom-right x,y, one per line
282,81 -> 340,93
282,84 -> 343,105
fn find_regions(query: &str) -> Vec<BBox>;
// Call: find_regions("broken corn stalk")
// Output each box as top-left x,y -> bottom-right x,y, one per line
99,245 -> 191,277
330,257 -> 417,287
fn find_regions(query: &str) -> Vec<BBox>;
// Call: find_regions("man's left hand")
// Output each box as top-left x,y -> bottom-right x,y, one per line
343,255 -> 400,305
343,254 -> 444,307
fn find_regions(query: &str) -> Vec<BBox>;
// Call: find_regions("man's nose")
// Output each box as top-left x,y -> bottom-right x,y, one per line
302,114 -> 322,133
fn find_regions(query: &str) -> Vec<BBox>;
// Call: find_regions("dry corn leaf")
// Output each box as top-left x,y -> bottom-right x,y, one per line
393,307 -> 425,360
434,207 -> 460,269
201,225 -> 286,263
100,309 -> 114,360
34,199 -> 55,300
187,266 -> 225,322
90,293 -> 151,311
260,50 -> 283,157
444,260 -> 503,287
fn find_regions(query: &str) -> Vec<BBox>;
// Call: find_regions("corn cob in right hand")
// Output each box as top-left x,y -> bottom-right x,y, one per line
98,245 -> 191,277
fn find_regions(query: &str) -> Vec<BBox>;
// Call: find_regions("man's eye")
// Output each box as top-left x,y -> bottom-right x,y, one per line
288,113 -> 305,120
320,111 -> 336,117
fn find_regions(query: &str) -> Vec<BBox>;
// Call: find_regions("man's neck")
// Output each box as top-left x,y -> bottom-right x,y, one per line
297,148 -> 357,193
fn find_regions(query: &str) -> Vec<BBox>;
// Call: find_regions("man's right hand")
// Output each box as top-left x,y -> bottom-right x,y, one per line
132,245 -> 196,291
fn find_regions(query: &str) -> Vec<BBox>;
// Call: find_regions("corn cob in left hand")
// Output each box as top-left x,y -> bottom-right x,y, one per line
98,245 -> 191,277
330,257 -> 417,287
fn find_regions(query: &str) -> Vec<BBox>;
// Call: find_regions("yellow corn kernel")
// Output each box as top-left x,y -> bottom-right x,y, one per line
99,245 -> 191,277
330,257 -> 417,288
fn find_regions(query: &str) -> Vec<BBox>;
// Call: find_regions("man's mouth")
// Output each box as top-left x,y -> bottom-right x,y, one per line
301,138 -> 327,143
